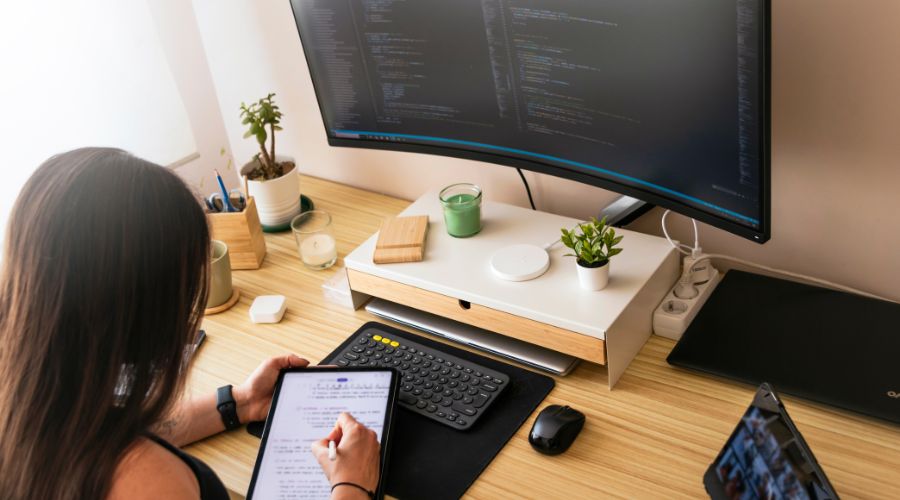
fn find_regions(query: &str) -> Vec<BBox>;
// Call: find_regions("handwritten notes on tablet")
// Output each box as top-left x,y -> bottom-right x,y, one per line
250,371 -> 393,499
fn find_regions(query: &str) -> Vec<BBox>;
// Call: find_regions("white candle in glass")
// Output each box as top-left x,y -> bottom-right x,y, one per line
300,233 -> 337,267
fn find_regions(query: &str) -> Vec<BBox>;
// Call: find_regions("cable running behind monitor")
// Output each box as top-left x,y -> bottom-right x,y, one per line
290,0 -> 771,242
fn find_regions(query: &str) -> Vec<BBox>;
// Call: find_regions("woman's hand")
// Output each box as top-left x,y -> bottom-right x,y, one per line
233,354 -> 309,423
311,412 -> 381,496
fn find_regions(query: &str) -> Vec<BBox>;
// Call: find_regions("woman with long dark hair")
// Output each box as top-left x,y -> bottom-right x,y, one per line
0,149 -> 379,499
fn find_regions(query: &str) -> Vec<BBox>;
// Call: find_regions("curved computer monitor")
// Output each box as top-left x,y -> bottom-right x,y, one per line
290,0 -> 770,242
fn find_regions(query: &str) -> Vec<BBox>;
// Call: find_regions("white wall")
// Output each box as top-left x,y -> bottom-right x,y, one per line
193,0 -> 900,302
0,1 -> 195,229
146,0 -> 240,193
0,0 -> 236,247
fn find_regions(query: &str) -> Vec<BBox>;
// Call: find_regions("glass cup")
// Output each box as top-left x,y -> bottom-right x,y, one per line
291,210 -> 337,270
439,183 -> 483,238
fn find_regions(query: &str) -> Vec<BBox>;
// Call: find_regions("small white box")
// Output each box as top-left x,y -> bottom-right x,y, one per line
249,295 -> 287,323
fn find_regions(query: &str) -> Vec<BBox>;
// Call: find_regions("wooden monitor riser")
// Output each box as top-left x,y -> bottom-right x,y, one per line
344,192 -> 679,388
347,268 -> 607,364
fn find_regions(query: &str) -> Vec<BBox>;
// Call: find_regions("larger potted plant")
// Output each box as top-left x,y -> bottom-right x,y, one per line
239,93 -> 301,229
560,216 -> 623,291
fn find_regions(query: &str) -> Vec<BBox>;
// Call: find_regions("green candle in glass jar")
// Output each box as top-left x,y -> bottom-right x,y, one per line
440,183 -> 482,238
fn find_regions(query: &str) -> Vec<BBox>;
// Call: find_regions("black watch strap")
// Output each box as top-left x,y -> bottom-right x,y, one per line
216,385 -> 241,431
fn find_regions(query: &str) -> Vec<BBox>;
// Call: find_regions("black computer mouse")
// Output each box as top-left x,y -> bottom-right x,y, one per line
528,404 -> 585,455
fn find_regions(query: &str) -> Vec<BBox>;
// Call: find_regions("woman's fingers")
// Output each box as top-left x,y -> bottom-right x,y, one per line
280,353 -> 309,369
336,412 -> 359,430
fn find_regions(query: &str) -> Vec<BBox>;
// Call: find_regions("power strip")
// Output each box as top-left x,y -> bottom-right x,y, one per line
653,267 -> 722,340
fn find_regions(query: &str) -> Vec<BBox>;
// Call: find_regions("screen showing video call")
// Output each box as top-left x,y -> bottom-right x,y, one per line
714,406 -> 831,500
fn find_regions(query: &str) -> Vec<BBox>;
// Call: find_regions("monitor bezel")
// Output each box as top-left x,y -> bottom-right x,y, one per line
290,0 -> 771,243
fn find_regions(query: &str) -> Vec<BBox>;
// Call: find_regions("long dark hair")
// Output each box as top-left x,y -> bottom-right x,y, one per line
0,148 -> 210,499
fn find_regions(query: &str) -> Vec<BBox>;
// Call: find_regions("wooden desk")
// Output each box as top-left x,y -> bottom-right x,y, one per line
187,176 -> 900,499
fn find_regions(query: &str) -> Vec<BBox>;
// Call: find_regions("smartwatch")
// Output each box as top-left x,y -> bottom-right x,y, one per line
216,384 -> 241,431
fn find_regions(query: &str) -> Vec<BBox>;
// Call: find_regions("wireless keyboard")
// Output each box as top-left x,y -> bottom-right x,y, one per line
326,327 -> 509,430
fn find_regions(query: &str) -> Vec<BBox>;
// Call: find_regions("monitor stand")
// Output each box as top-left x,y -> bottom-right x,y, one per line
344,190 -> 679,388
599,195 -> 654,227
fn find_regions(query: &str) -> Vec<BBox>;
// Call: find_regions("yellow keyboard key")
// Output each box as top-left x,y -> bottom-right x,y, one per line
373,335 -> 382,341
382,338 -> 391,344
390,341 -> 399,347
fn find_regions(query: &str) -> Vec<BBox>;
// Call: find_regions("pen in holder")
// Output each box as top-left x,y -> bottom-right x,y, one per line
207,196 -> 268,269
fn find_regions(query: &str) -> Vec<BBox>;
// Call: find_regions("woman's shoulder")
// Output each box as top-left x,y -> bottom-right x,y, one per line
108,437 -> 200,500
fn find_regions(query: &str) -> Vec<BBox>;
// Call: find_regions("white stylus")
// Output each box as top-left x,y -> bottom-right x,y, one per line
328,440 -> 336,461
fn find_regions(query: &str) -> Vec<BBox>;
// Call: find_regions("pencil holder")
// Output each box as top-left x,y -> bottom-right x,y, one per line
207,196 -> 267,269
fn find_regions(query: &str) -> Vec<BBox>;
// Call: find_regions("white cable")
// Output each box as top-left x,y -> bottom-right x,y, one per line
690,218 -> 700,256
705,253 -> 895,303
555,211 -> 698,253
660,210 -> 894,303
661,210 -> 699,256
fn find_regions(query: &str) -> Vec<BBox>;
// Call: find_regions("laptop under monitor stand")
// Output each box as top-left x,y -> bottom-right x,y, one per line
365,298 -> 579,375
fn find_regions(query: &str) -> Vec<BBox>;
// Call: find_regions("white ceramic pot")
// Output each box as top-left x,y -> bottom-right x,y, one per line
576,260 -> 610,291
241,155 -> 301,227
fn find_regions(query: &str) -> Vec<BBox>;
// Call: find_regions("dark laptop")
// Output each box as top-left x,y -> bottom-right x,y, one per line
668,270 -> 900,425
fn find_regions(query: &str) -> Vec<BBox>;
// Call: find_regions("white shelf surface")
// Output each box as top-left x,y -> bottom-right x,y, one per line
345,192 -> 676,341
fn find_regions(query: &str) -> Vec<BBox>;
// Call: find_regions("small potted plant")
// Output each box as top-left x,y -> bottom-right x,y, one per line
560,216 -> 623,291
239,93 -> 301,230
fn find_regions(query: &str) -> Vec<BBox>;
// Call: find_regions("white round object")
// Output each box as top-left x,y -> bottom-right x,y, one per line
490,244 -> 551,282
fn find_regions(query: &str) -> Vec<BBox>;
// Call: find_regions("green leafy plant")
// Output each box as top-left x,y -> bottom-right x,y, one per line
560,216 -> 623,268
240,93 -> 293,180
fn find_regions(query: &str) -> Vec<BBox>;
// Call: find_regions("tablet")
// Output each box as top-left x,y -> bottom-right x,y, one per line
705,383 -> 838,500
246,367 -> 399,500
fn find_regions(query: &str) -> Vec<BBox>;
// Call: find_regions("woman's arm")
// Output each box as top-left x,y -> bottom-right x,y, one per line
153,354 -> 309,447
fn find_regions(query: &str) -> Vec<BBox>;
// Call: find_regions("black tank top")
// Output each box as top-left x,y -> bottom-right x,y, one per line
146,434 -> 230,500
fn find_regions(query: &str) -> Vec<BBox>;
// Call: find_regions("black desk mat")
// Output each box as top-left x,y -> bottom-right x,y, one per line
248,321 -> 555,499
